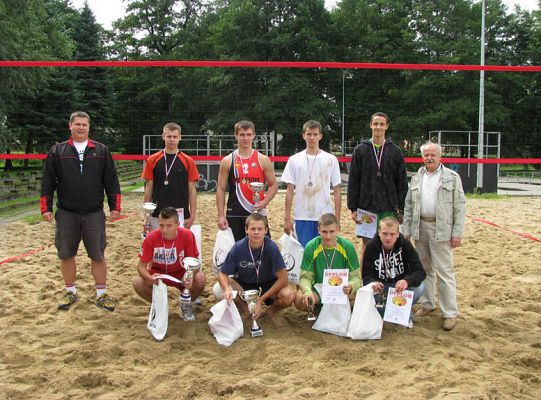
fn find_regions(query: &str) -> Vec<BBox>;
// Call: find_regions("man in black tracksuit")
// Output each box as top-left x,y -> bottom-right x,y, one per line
347,112 -> 408,245
41,111 -> 121,312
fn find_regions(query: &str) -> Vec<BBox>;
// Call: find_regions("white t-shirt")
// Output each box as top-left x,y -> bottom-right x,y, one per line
281,150 -> 341,221
73,140 -> 88,173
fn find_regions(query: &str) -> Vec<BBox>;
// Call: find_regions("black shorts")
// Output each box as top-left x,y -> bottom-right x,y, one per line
55,208 -> 106,261
227,215 -> 271,242
233,278 -> 277,306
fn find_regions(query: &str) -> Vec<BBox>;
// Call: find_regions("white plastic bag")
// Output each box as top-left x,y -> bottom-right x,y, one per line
208,299 -> 244,346
147,279 -> 169,341
278,233 -> 304,284
347,283 -> 383,340
190,224 -> 202,264
212,228 -> 236,275
312,303 -> 352,337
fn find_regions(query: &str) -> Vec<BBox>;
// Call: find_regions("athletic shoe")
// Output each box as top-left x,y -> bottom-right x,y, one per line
95,293 -> 116,311
194,296 -> 203,306
443,318 -> 456,331
58,292 -> 78,310
415,307 -> 435,317
180,303 -> 195,321
406,320 -> 414,329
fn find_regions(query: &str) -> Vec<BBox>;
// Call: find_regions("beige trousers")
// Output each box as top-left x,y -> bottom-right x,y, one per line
414,220 -> 458,318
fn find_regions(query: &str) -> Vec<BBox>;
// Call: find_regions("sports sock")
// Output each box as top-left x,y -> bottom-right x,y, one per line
95,284 -> 107,298
65,284 -> 77,295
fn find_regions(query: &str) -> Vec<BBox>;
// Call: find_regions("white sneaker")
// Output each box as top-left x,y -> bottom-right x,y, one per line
406,320 -> 414,329
180,303 -> 195,321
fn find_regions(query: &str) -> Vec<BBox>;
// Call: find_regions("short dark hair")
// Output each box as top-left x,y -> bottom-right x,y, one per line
245,213 -> 268,229
370,112 -> 389,124
318,213 -> 338,228
163,122 -> 181,133
303,120 -> 322,134
70,111 -> 90,124
234,120 -> 256,135
159,207 -> 179,223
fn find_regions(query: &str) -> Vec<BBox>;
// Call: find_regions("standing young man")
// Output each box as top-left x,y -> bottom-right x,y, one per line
133,207 -> 206,321
41,111 -> 121,311
216,120 -> 278,241
218,213 -> 295,323
347,112 -> 408,244
142,122 -> 199,229
282,120 -> 342,247
295,213 -> 361,311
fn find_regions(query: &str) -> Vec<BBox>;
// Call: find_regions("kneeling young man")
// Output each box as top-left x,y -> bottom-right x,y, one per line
133,207 -> 206,321
295,213 -> 361,312
218,213 -> 295,322
362,216 -> 426,328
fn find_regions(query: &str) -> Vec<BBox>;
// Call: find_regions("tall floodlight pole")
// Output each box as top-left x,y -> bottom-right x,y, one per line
477,0 -> 486,190
342,70 -> 346,155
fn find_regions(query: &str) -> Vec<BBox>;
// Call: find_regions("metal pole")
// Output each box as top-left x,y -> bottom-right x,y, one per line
477,0 -> 486,190
341,70 -> 345,155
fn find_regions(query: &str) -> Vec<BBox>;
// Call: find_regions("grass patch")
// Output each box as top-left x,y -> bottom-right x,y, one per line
0,195 -> 39,208
122,181 -> 145,193
466,191 -> 507,200
22,213 -> 43,225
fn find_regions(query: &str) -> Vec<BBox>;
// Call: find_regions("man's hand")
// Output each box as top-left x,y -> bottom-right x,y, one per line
184,216 -> 194,229
451,237 -> 462,248
223,287 -> 233,303
343,284 -> 352,296
110,210 -> 121,220
371,281 -> 384,293
217,215 -> 228,230
283,216 -> 293,235
303,293 -> 318,309
252,298 -> 263,319
394,279 -> 409,292
351,210 -> 358,223
42,212 -> 53,223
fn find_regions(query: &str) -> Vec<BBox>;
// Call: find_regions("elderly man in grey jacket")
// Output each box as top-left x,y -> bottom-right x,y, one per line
402,142 -> 466,331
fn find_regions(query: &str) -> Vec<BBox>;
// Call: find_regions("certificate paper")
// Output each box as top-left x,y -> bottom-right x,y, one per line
322,269 -> 349,304
383,287 -> 414,327
355,208 -> 377,239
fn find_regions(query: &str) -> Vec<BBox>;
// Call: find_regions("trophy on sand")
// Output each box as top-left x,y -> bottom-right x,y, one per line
249,182 -> 265,213
180,257 -> 201,304
142,202 -> 157,240
307,297 -> 316,321
240,289 -> 263,337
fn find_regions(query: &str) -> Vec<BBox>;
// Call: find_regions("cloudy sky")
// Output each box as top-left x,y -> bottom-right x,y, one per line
72,0 -> 539,30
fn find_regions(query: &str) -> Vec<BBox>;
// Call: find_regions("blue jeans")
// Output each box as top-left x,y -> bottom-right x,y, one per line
374,282 -> 426,321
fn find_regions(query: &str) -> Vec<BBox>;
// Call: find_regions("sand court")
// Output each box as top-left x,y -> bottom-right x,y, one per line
0,193 -> 540,399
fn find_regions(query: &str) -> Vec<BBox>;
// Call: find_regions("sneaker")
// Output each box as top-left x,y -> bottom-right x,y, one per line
95,293 -> 116,311
194,296 -> 203,306
180,303 -> 195,321
443,318 -> 457,331
416,307 -> 435,317
58,292 -> 78,310
406,320 -> 414,329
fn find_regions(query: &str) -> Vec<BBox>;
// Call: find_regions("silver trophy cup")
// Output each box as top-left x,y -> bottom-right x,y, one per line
180,257 -> 201,304
307,297 -> 316,321
249,182 -> 265,213
240,289 -> 263,337
142,202 -> 157,240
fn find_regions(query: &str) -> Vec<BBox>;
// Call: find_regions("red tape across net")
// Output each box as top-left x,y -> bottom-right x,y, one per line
1,60 -> 541,72
1,153 -> 540,164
